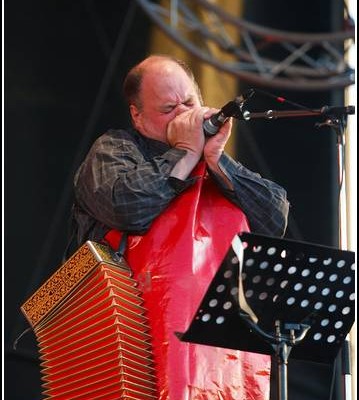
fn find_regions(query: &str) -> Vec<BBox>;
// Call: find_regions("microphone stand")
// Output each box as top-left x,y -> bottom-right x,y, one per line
238,107 -> 354,122
236,105 -> 352,248
235,104 -> 354,400
315,113 -> 353,400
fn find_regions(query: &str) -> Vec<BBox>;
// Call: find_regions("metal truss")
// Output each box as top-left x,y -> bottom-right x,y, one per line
135,0 -> 355,91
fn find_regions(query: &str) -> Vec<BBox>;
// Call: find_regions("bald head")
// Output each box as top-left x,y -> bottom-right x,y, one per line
123,55 -> 203,109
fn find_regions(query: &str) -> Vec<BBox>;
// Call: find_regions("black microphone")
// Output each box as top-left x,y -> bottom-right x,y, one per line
203,90 -> 254,136
320,105 -> 355,117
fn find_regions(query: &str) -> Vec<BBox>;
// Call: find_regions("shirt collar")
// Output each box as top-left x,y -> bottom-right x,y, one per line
131,127 -> 171,156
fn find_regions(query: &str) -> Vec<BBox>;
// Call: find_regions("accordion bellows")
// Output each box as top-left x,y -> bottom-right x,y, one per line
21,241 -> 157,400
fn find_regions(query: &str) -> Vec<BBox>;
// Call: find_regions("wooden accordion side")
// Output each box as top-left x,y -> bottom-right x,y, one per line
21,241 -> 157,400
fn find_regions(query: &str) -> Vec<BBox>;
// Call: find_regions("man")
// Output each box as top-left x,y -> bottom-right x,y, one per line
73,55 -> 289,399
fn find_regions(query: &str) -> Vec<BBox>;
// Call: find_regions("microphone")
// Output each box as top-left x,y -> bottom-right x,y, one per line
203,90 -> 254,136
320,105 -> 355,117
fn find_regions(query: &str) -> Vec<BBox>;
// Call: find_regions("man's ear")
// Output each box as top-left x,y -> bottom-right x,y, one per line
129,104 -> 141,129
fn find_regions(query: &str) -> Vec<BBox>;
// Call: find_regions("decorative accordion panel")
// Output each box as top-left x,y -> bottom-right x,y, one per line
21,241 -> 157,400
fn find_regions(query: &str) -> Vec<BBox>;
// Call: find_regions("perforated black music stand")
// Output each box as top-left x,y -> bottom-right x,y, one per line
176,232 -> 355,400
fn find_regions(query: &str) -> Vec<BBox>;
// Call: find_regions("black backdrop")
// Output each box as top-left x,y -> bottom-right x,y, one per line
4,1 -> 348,399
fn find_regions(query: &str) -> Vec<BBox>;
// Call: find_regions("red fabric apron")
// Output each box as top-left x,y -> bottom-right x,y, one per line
105,162 -> 271,400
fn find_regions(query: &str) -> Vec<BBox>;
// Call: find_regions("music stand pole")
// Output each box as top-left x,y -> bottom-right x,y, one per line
240,313 -> 311,400
274,321 -> 291,400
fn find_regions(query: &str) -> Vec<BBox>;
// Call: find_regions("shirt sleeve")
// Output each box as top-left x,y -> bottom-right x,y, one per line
74,131 -> 194,234
208,153 -> 290,237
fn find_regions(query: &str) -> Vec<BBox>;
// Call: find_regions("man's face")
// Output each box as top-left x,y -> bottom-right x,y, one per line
130,60 -> 202,143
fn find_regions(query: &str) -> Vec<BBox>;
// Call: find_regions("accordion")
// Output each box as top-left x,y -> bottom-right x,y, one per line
21,241 -> 157,399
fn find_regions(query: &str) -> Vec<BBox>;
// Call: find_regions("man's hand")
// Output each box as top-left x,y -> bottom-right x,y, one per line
167,108 -> 208,181
167,107 -> 207,156
203,109 -> 234,189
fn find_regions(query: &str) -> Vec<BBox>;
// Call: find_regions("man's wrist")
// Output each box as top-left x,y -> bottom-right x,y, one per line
170,150 -> 201,180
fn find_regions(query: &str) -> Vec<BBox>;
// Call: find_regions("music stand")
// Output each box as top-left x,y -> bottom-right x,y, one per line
176,232 -> 355,400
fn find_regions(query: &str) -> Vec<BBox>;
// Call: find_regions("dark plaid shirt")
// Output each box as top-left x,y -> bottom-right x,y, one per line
73,128 -> 289,246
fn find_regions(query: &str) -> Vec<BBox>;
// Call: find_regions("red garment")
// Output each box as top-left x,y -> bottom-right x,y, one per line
105,162 -> 271,400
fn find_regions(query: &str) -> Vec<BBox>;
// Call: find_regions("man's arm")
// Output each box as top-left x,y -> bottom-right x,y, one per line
208,153 -> 290,237
74,130 -> 194,234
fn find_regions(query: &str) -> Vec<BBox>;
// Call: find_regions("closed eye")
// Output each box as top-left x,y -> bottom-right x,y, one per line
160,105 -> 176,114
184,100 -> 195,107
160,98 -> 196,114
